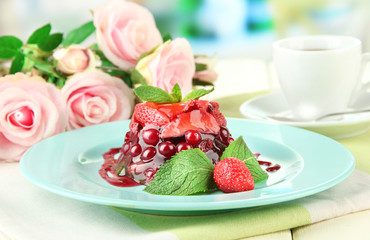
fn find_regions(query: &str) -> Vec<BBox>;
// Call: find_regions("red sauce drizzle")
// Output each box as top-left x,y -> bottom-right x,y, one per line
266,164 -> 281,172
257,159 -> 281,172
99,148 -> 140,187
258,160 -> 272,166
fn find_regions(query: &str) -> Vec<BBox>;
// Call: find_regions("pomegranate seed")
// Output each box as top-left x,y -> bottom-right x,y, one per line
199,138 -> 213,152
141,147 -> 156,161
176,142 -> 192,153
124,132 -> 130,142
219,127 -> 229,143
229,137 -> 234,144
130,144 -> 142,157
158,141 -> 176,157
185,130 -> 201,145
122,143 -> 131,155
142,128 -> 160,146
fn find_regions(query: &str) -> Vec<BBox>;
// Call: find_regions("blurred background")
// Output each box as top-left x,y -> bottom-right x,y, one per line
1,0 -> 370,60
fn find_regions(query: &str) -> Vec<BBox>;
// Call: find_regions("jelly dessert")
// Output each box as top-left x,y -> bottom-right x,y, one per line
111,99 -> 232,185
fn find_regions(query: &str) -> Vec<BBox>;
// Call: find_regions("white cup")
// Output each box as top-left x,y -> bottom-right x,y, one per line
273,35 -> 370,120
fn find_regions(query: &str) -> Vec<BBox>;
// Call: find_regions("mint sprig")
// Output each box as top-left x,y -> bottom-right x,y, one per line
182,87 -> 214,102
144,149 -> 218,195
221,137 -> 268,182
134,84 -> 214,103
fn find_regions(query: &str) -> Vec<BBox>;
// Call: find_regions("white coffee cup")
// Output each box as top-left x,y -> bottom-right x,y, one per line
273,35 -> 370,121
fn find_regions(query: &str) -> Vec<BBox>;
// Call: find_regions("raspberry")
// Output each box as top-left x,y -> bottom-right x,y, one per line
213,157 -> 254,193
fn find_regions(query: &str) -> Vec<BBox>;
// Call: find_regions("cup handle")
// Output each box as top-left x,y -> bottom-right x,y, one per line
350,53 -> 370,104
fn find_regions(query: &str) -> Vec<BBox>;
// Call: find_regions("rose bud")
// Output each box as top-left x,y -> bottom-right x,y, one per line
53,44 -> 99,74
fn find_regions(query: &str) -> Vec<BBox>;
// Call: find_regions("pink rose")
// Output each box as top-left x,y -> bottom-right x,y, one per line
61,70 -> 135,129
0,73 -> 68,161
135,38 -> 195,94
53,44 -> 99,75
194,55 -> 218,83
94,1 -> 163,71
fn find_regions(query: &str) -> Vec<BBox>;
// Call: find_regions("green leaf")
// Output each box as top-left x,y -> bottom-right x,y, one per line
170,83 -> 182,102
182,87 -> 214,102
134,85 -> 176,103
0,36 -> 23,50
221,136 -> 268,182
0,36 -> 23,58
10,52 -> 25,74
161,32 -> 172,42
193,78 -> 214,87
27,24 -> 51,44
62,21 -> 95,47
0,47 -> 17,59
38,33 -> 63,51
195,63 -> 207,72
144,149 -> 217,195
130,69 -> 148,85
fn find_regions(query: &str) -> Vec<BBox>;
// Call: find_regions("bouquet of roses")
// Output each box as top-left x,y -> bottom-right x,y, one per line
0,0 -> 217,161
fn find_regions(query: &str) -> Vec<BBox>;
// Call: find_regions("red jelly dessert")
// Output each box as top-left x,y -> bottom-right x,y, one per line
102,99 -> 232,186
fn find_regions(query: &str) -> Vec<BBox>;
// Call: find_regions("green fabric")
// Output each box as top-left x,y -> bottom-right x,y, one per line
114,204 -> 311,240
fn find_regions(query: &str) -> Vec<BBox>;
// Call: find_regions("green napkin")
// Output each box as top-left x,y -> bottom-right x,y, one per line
111,92 -> 370,240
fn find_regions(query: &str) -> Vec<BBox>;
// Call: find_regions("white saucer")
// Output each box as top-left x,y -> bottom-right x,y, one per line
240,92 -> 370,139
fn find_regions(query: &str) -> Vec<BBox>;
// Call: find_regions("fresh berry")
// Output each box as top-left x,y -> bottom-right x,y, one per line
124,132 -> 130,142
155,101 -> 192,119
209,102 -> 227,127
161,110 -> 220,138
142,128 -> 160,146
158,141 -> 176,157
134,104 -> 170,127
219,126 -> 230,143
130,144 -> 142,157
122,143 -> 131,155
185,130 -> 201,145
176,142 -> 192,153
141,147 -> 156,161
213,157 -> 254,193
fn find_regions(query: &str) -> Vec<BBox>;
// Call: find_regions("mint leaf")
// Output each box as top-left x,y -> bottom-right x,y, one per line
221,136 -> 268,182
38,33 -> 63,51
182,87 -> 214,102
170,83 -> 182,102
62,21 -> 95,46
27,24 -> 51,44
10,52 -> 24,74
134,85 -> 177,103
144,149 -> 217,195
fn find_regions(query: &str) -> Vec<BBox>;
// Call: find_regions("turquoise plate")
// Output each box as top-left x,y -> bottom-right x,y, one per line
20,118 -> 355,215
